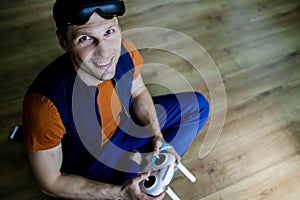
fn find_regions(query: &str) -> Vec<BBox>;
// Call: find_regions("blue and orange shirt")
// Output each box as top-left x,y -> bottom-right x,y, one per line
22,39 -> 143,177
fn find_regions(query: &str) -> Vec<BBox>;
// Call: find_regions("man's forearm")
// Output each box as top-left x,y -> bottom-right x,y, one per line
131,87 -> 163,138
40,173 -> 123,200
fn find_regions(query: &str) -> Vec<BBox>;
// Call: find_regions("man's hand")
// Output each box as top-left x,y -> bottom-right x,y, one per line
151,135 -> 165,158
151,135 -> 181,162
121,172 -> 165,200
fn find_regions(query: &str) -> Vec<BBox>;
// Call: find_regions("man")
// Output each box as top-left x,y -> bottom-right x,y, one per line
22,0 -> 209,199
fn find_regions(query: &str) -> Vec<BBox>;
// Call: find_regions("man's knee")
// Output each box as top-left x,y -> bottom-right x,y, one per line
180,92 -> 209,120
194,92 -> 210,119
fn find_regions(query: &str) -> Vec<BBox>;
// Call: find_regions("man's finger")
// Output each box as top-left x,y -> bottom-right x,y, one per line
153,146 -> 160,157
167,148 -> 181,162
136,171 -> 150,182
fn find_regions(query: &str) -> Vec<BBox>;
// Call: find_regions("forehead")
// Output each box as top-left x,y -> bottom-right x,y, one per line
68,12 -> 119,37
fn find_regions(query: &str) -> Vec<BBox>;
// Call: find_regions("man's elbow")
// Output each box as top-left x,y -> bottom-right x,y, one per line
37,177 -> 62,198
40,186 -> 58,198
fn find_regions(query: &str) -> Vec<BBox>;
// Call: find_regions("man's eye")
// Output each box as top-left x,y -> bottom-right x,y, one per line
79,35 -> 92,42
105,29 -> 115,36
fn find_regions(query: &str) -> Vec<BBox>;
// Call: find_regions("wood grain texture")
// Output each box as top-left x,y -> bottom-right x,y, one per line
0,0 -> 300,199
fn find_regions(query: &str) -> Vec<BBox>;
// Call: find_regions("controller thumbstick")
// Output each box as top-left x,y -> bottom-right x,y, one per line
143,175 -> 156,188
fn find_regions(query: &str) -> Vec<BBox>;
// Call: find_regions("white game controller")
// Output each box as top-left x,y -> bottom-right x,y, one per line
140,152 -> 196,200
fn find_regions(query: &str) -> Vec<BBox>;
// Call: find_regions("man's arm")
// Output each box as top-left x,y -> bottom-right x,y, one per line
29,142 -> 166,200
28,144 -> 125,199
131,74 -> 165,156
131,74 -> 180,160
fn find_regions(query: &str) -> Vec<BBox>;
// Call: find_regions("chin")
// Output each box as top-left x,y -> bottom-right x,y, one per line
100,72 -> 115,81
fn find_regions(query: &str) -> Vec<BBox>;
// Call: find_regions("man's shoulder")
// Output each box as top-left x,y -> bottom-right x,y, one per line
41,53 -> 74,77
121,38 -> 144,79
122,38 -> 136,52
28,53 -> 75,97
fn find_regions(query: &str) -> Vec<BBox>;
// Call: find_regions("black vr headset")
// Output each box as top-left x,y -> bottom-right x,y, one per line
53,0 -> 125,28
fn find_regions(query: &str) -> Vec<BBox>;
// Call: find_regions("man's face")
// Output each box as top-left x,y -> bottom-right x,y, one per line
64,12 -> 122,85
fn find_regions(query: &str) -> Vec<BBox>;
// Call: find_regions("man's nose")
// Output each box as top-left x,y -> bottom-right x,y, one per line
94,40 -> 110,58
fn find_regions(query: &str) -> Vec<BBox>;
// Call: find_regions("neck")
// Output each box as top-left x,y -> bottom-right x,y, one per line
74,66 -> 103,87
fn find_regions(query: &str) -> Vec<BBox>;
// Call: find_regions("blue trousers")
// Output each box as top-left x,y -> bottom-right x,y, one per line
85,92 -> 209,184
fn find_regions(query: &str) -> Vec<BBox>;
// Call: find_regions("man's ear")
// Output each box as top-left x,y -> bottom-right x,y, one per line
56,31 -> 69,52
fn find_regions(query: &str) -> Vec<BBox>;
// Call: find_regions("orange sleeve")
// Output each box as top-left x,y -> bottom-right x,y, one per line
122,38 -> 144,79
22,92 -> 66,151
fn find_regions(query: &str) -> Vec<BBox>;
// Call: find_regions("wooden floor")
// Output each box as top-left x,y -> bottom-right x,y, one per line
1,0 -> 300,199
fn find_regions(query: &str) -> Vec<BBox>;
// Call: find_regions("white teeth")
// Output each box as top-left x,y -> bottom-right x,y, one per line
96,59 -> 111,66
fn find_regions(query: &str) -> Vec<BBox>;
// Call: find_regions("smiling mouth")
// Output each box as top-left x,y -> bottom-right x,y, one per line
94,58 -> 113,69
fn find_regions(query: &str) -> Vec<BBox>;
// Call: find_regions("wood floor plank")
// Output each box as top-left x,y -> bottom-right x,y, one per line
202,115 -> 300,189
218,80 -> 300,147
200,155 -> 300,200
168,158 -> 218,200
201,80 -> 300,189
223,48 -> 300,106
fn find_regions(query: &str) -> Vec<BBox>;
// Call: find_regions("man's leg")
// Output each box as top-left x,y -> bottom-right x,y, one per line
146,92 -> 209,156
86,92 -> 209,184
